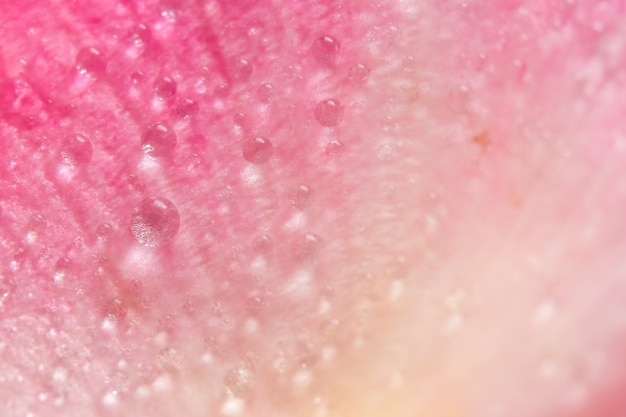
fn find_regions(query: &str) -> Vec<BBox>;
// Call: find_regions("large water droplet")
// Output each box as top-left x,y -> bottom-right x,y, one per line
242,137 -> 273,164
348,63 -> 371,85
130,197 -> 180,247
76,47 -> 106,75
315,99 -> 344,127
154,76 -> 177,98
141,123 -> 177,157
60,134 -> 93,166
311,36 -> 340,65
175,98 -> 199,118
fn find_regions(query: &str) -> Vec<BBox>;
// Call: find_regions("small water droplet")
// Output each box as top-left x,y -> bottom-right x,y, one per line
348,63 -> 370,85
257,83 -> 274,102
231,58 -> 253,81
103,298 -> 128,321
76,47 -> 106,75
60,134 -> 93,166
131,71 -> 145,84
141,123 -> 177,157
96,223 -> 113,240
175,98 -> 199,118
311,36 -> 340,65
55,257 -> 72,273
130,197 -> 180,247
315,99 -> 344,127
325,139 -> 345,156
293,233 -> 323,261
154,76 -> 177,98
214,84 -> 230,98
252,234 -> 273,253
233,112 -> 247,126
292,185 -> 312,210
242,137 -> 273,164
131,23 -> 152,46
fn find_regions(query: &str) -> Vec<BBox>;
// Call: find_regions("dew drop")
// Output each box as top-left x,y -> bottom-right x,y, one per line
292,185 -> 312,210
293,233 -> 323,261
175,98 -> 199,118
103,298 -> 128,321
233,112 -> 247,126
231,58 -> 253,81
348,63 -> 371,85
55,257 -> 72,273
214,84 -> 230,98
131,23 -> 152,46
154,76 -> 177,98
242,137 -> 273,164
311,35 -> 340,65
252,234 -> 273,253
59,134 -> 93,166
96,223 -> 113,240
315,99 -> 344,127
325,139 -> 345,156
76,47 -> 106,75
257,83 -> 274,103
141,123 -> 177,157
130,197 -> 180,247
131,71 -> 145,85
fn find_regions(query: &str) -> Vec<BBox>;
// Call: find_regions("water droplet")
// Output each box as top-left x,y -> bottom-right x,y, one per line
315,99 -> 344,127
131,23 -> 152,46
348,63 -> 370,85
59,134 -> 93,166
96,223 -> 113,240
141,123 -> 177,157
325,139 -> 345,156
130,197 -> 180,247
131,71 -> 145,85
293,233 -> 323,261
233,112 -> 247,126
103,298 -> 128,321
257,83 -> 274,102
76,47 -> 106,75
231,58 -> 253,81
311,35 -> 340,65
242,137 -> 273,164
292,185 -> 312,210
175,98 -> 199,118
154,76 -> 177,98
214,84 -> 230,98
252,234 -> 273,253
